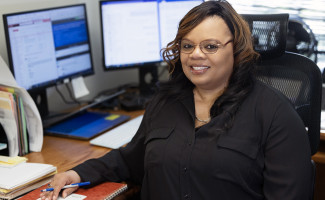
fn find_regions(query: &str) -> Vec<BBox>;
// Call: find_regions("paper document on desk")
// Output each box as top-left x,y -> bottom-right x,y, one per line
0,162 -> 56,190
0,55 -> 43,155
37,194 -> 87,200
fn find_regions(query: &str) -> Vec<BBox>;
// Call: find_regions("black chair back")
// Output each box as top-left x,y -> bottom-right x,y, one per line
242,13 -> 322,156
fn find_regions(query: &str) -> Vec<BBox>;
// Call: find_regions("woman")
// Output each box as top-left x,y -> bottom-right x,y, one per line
42,1 -> 312,200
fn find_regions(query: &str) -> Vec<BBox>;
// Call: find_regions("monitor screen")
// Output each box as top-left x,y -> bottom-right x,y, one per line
3,4 -> 94,91
100,0 -> 203,70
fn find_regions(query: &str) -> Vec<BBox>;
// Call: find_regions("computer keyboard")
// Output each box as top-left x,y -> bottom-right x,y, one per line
90,115 -> 143,149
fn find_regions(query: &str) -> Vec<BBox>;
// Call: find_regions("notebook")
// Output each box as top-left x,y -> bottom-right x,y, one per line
45,111 -> 130,140
90,115 -> 143,149
19,181 -> 128,200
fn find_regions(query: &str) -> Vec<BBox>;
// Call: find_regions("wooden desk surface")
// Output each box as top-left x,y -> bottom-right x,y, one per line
320,132 -> 325,141
25,110 -> 144,172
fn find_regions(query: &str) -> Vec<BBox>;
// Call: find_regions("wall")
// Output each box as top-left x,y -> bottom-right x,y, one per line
0,0 -> 152,114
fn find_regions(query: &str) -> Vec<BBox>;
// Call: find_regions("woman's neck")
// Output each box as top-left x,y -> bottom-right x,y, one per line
193,86 -> 225,127
193,87 -> 225,105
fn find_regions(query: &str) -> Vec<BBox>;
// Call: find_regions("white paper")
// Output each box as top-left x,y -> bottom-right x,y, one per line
36,194 -> 87,200
0,162 -> 56,189
71,76 -> 89,99
0,56 -> 43,155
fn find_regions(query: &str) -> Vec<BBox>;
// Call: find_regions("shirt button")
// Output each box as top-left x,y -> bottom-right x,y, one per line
184,167 -> 187,172
184,194 -> 190,199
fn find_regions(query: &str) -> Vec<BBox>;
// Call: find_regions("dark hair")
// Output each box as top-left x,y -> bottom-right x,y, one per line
154,0 -> 259,130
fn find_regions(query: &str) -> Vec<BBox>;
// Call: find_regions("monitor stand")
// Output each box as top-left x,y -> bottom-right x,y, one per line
29,89 -> 49,120
139,64 -> 159,96
119,64 -> 159,111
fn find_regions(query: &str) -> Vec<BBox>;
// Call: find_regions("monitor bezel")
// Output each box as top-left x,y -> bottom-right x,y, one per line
2,3 -> 95,93
99,0 -> 164,72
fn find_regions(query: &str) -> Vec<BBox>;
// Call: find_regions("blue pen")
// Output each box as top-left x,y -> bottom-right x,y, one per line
40,181 -> 90,192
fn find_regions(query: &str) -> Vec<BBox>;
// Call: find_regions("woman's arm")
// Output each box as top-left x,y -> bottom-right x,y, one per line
263,101 -> 312,200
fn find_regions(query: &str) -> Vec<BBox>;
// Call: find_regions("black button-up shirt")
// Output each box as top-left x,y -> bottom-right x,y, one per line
73,81 -> 311,199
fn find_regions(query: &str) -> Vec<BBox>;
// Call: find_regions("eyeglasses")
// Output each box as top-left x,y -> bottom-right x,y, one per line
179,39 -> 233,54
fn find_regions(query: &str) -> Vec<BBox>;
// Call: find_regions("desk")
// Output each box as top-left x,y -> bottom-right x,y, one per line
25,110 -> 144,173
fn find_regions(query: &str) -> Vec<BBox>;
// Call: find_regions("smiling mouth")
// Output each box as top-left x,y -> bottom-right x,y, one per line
190,65 -> 210,73
192,66 -> 209,70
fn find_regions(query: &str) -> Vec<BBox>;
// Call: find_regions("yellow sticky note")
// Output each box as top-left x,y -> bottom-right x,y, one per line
105,114 -> 120,121
0,156 -> 27,167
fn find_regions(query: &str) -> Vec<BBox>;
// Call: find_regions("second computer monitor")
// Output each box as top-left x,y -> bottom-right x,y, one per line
100,0 -> 202,97
100,0 -> 203,69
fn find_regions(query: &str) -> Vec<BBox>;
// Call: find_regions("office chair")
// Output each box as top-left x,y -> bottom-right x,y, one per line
242,13 -> 322,199
286,15 -> 318,63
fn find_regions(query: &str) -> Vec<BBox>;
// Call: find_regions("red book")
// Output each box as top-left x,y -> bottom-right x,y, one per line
18,182 -> 128,200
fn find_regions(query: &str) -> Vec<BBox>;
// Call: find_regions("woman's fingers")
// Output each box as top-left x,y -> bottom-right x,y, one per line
61,187 -> 79,198
39,171 -> 81,200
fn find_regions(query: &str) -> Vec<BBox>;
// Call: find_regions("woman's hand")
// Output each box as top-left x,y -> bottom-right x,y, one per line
40,170 -> 81,200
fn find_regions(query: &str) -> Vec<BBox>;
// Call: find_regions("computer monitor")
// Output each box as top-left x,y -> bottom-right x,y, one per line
100,0 -> 203,96
3,4 -> 94,118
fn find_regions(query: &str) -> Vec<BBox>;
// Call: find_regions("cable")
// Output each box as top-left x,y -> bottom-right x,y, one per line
55,85 -> 81,105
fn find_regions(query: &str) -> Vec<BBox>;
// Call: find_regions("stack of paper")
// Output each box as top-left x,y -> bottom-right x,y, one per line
0,87 -> 28,156
0,162 -> 57,200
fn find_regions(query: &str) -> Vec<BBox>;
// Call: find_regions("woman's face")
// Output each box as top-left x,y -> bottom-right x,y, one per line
180,16 -> 234,90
